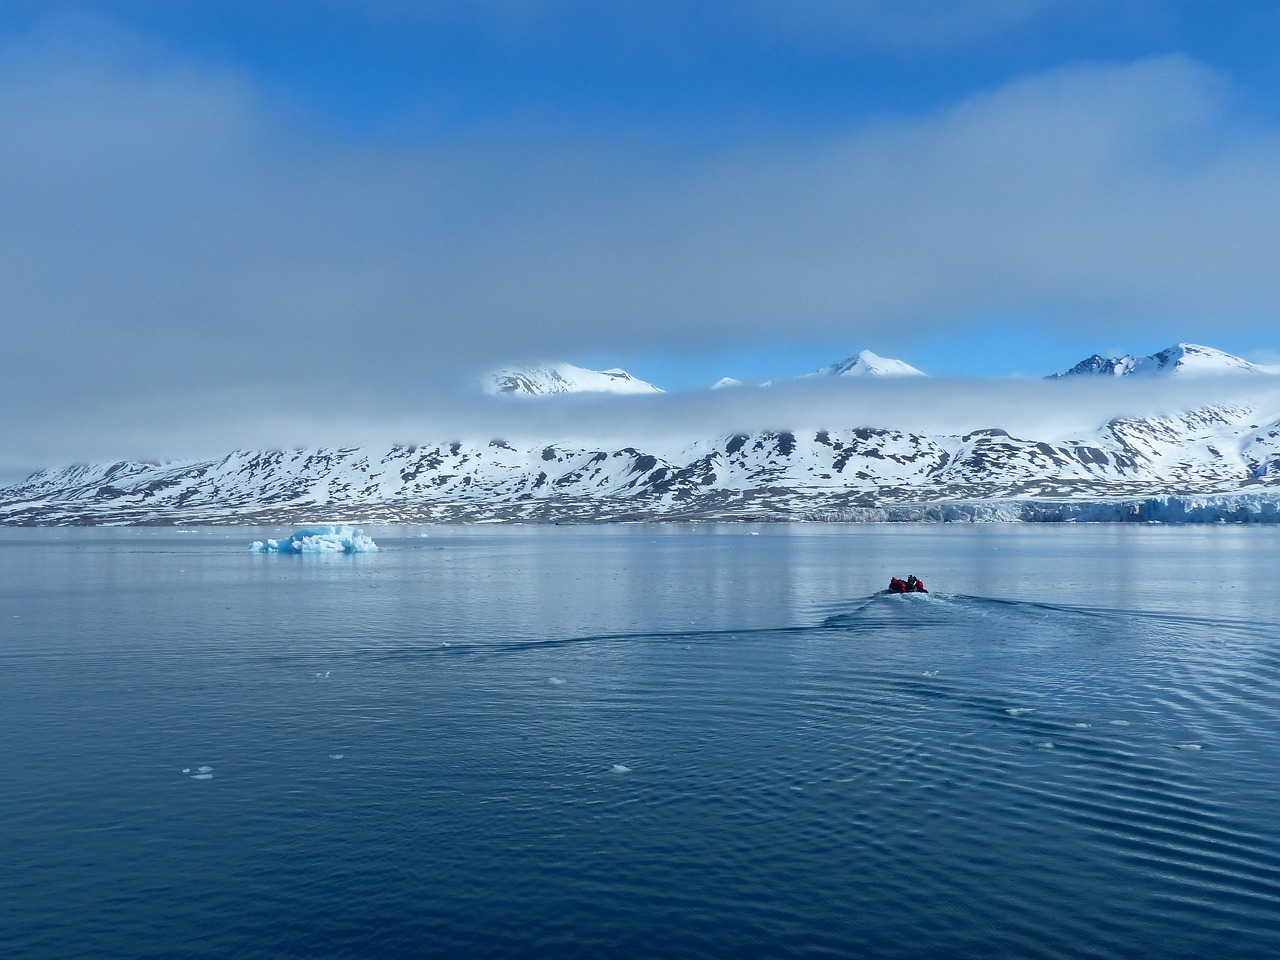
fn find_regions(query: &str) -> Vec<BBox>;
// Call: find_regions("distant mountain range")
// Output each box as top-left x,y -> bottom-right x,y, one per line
491,343 -> 1272,396
4,342 -> 1280,525
487,347 -> 927,396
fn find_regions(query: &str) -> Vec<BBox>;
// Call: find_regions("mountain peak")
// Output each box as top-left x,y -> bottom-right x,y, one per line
1050,343 -> 1262,379
812,349 -> 926,379
487,362 -> 663,396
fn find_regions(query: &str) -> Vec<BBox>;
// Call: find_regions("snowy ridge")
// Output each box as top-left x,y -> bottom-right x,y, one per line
487,363 -> 662,396
1050,343 -> 1264,378
5,400 -> 1280,524
8,341 -> 1280,525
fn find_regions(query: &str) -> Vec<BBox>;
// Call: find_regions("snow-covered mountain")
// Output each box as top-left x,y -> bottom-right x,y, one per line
5,399 -> 1280,524
1049,343 -> 1265,379
494,349 -> 923,396
809,349 -> 926,379
487,363 -> 663,396
9,342 -> 1280,525
709,349 -> 923,389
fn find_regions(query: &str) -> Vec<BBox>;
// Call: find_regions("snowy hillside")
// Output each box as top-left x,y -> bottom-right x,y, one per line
1050,343 -> 1266,379
487,363 -> 663,396
8,341 -> 1280,525
4,398 -> 1280,524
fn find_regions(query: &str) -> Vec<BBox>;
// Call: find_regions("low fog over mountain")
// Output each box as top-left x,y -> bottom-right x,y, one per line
5,343 -> 1280,525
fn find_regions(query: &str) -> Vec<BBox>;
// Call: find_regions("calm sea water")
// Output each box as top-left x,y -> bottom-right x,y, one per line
3,524 -> 1279,960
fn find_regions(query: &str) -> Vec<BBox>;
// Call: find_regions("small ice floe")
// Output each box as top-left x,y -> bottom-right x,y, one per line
1005,708 -> 1036,717
250,526 -> 378,554
547,677 -> 566,686
921,670 -> 939,678
1109,720 -> 1131,727
1039,741 -> 1056,750
610,764 -> 632,774
188,764 -> 214,780
329,753 -> 345,760
1177,743 -> 1202,751
1074,723 -> 1091,729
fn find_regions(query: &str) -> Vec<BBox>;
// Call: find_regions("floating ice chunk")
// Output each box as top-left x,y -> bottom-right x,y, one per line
1039,741 -> 1055,749
547,677 -> 566,686
192,773 -> 213,780
1109,720 -> 1131,726
250,526 -> 378,554
921,670 -> 939,677
1074,723 -> 1091,729
181,768 -> 190,774
1005,708 -> 1035,717
329,754 -> 345,760
1177,743 -> 1202,751
610,764 -> 631,774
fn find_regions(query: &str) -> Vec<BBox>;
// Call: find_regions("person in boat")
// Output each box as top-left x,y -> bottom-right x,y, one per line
888,575 -> 928,594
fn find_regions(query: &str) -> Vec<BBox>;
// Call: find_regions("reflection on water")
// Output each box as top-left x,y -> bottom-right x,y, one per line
2,525 -> 1280,959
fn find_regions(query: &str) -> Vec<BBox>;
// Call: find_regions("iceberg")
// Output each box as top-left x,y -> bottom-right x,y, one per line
250,525 -> 379,553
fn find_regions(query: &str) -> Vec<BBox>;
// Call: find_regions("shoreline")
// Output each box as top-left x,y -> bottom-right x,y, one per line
4,492 -> 1280,526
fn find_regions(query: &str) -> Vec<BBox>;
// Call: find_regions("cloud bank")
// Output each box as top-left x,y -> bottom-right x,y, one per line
3,17 -> 1280,475
443,374 -> 1280,456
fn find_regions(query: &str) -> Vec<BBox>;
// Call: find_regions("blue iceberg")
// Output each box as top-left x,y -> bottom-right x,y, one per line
249,525 -> 379,554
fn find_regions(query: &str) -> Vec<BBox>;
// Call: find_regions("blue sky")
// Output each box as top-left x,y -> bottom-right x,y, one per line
4,2 -> 1280,475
